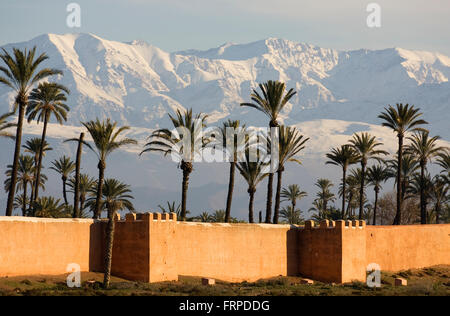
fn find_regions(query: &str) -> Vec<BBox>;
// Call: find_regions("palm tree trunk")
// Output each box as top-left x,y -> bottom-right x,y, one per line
22,180 -> 28,216
62,177 -> 68,206
373,187 -> 379,225
420,161 -> 426,224
224,161 -> 235,223
273,167 -> 283,224
181,160 -> 192,221
73,132 -> 84,218
346,191 -> 353,218
265,173 -> 274,223
103,207 -> 115,289
393,134 -> 403,225
435,202 -> 441,224
33,112 -> 49,206
341,167 -> 347,219
248,189 -> 255,223
94,160 -> 105,219
29,174 -> 35,213
80,194 -> 86,214
359,161 -> 366,220
6,102 -> 26,216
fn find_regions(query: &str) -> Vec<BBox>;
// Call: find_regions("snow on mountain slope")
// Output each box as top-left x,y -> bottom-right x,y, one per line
0,33 -> 448,136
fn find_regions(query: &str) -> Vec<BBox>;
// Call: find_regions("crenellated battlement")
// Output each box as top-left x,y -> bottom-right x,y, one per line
304,219 -> 366,230
121,212 -> 177,222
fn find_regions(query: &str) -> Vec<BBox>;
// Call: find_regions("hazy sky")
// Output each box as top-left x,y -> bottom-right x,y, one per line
1,0 -> 450,54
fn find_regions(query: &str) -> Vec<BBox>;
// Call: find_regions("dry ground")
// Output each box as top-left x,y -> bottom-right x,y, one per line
0,265 -> 448,296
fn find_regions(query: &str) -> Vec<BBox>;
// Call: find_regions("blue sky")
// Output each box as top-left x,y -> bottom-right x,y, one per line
1,0 -> 450,54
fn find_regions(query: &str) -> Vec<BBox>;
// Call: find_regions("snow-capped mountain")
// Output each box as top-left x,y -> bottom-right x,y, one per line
0,33 -> 449,217
0,33 -> 449,136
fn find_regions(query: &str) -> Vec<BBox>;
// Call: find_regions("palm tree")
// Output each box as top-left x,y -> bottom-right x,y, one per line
237,154 -> 268,223
349,132 -> 388,220
378,103 -> 428,224
314,178 -> 335,216
23,137 -> 52,208
99,178 -> 134,289
0,47 -> 62,216
0,112 -> 15,140
406,172 -> 433,222
387,154 -> 420,203
27,82 -> 70,206
34,196 -> 68,218
4,155 -> 34,216
341,169 -> 363,218
326,145 -> 358,218
65,133 -> 87,218
406,131 -> 445,224
196,211 -> 212,222
68,174 -> 96,215
241,80 -> 297,223
83,119 -> 137,219
141,109 -> 207,221
366,164 -> 390,225
219,120 -> 246,222
211,210 -> 226,223
50,156 -> 75,206
280,205 -> 303,225
430,175 -> 449,224
280,184 -> 307,214
436,151 -> 450,174
266,125 -> 308,223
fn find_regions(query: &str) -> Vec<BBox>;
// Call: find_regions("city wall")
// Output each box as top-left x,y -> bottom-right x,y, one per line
0,215 -> 449,283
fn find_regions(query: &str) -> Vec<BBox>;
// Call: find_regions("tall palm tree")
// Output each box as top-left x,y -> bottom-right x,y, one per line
65,133 -> 87,218
366,164 -> 390,225
4,155 -> 34,216
378,103 -> 428,224
280,184 -> 307,214
50,156 -> 75,206
326,144 -> 358,218
68,174 -> 96,215
241,80 -> 297,223
314,178 -> 335,216
219,120 -> 246,222
141,108 -> 207,221
237,155 -> 268,223
430,175 -> 449,224
98,179 -> 134,289
0,47 -> 62,216
406,131 -> 445,224
26,82 -> 70,206
266,125 -> 308,223
349,132 -> 388,220
83,119 -> 137,219
0,112 -> 15,140
280,205 -> 303,225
